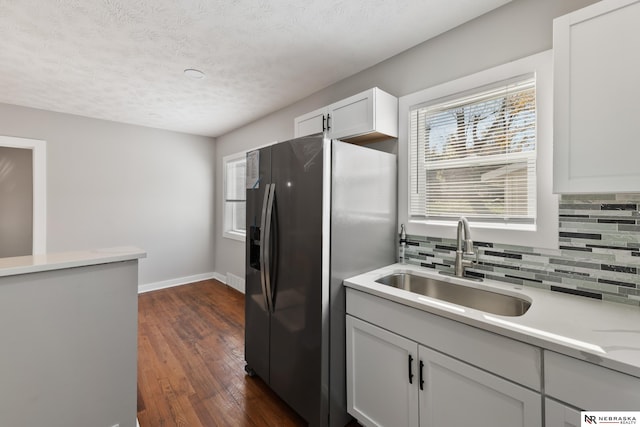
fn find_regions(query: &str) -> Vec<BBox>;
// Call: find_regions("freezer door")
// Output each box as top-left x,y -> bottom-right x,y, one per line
244,146 -> 271,382
269,136 -> 325,424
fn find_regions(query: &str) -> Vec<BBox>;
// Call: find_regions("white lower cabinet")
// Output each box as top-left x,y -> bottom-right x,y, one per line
544,350 -> 640,410
346,315 -> 541,427
345,286 -> 640,427
419,347 -> 540,427
347,315 -> 418,427
545,398 -> 581,427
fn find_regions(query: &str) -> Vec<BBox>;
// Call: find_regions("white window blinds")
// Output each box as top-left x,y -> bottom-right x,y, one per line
224,155 -> 246,236
409,75 -> 537,226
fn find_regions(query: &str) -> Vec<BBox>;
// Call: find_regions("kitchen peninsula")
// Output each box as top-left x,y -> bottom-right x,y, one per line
0,247 -> 145,427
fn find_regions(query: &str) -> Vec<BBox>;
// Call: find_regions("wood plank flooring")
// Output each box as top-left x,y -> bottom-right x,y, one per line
137,279 -> 309,427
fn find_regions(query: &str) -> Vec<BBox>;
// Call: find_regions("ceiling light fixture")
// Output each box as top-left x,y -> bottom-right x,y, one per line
184,68 -> 205,79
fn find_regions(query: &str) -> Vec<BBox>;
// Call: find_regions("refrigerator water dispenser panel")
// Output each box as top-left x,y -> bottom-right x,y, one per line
249,225 -> 261,270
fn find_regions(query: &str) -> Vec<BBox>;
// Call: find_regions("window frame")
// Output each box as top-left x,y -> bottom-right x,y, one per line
398,50 -> 558,249
222,151 -> 247,242
410,74 -> 537,226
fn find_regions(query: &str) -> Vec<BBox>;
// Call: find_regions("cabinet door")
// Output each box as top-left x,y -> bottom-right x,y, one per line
553,0 -> 640,193
294,107 -> 326,138
327,89 -> 375,140
419,346 -> 541,427
346,315 -> 419,427
545,398 -> 581,427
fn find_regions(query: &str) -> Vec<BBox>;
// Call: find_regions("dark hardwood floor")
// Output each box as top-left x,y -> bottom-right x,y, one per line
137,279 -> 359,427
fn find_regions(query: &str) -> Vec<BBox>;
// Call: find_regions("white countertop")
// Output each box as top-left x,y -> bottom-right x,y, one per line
0,246 -> 147,278
344,263 -> 640,378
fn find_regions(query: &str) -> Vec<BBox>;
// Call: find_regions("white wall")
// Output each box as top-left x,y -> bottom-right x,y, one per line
213,0 -> 600,281
0,103 -> 216,287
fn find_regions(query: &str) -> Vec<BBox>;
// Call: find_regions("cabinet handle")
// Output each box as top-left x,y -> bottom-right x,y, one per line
408,354 -> 414,384
326,113 -> 331,131
419,360 -> 425,391
322,115 -> 326,132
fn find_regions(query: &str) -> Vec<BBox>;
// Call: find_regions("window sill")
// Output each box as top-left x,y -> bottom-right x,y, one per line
405,217 -> 555,249
223,230 -> 246,242
414,219 -> 536,232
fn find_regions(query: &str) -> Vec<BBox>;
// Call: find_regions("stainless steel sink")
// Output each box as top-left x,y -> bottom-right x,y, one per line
375,273 -> 531,316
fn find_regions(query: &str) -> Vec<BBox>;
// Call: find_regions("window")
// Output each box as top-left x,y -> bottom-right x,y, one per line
398,51 -> 557,249
409,75 -> 536,226
223,152 -> 246,241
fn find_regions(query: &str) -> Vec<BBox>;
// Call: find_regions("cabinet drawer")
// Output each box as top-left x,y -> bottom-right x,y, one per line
346,289 -> 541,391
544,350 -> 640,410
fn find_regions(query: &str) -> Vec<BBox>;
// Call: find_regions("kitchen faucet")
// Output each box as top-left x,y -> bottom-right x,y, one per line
454,217 -> 475,277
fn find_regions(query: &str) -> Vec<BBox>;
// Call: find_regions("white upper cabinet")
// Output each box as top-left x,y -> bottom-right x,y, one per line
294,87 -> 398,143
553,0 -> 640,193
294,107 -> 326,140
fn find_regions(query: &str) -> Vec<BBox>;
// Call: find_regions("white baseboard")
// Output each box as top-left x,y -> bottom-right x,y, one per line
212,272 -> 227,284
137,271 -> 245,294
137,272 -> 216,294
212,272 -> 245,293
226,272 -> 245,293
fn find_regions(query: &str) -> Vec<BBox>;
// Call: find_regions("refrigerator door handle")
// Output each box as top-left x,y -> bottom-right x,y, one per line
259,183 -> 273,312
264,183 -> 276,313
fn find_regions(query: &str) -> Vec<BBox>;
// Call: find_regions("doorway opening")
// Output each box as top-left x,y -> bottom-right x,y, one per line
0,136 -> 46,257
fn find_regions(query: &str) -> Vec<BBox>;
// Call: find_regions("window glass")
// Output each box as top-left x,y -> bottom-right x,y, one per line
223,153 -> 246,240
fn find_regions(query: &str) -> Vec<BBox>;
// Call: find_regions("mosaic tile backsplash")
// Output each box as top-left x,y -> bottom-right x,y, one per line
402,194 -> 640,307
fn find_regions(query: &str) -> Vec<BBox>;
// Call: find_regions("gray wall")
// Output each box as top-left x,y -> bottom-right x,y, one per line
0,103 -> 215,287
213,0 -> 599,281
0,146 -> 33,257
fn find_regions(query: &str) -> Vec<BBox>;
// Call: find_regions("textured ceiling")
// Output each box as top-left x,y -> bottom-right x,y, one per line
0,0 -> 511,137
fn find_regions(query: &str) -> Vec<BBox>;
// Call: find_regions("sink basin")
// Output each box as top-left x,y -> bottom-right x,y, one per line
375,273 -> 531,317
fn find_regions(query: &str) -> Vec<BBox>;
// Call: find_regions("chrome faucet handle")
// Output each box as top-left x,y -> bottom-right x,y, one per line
461,260 -> 475,271
464,239 -> 474,255
461,247 -> 478,271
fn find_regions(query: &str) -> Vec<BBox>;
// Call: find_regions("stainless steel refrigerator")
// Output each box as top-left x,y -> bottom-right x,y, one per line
244,134 -> 397,427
